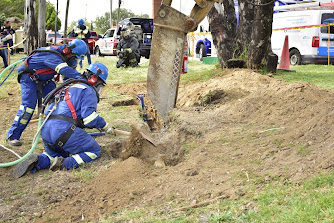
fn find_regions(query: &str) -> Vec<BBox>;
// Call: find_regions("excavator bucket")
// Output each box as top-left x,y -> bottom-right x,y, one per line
147,1 -> 217,123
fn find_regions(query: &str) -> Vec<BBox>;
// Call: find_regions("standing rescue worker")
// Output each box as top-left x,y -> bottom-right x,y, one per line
0,28 -> 12,68
0,21 -> 15,55
7,39 -> 87,147
13,63 -> 113,178
70,19 -> 91,67
116,27 -> 140,68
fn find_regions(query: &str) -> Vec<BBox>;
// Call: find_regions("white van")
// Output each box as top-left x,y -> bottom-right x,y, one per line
272,10 -> 334,65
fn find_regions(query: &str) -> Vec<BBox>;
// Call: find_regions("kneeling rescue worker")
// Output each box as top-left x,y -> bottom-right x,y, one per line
13,62 -> 113,178
116,26 -> 140,68
7,39 -> 87,147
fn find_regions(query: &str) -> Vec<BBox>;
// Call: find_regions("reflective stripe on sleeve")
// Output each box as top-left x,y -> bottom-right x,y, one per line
72,154 -> 85,165
83,112 -> 98,125
19,105 -> 25,111
70,84 -> 87,89
84,152 -> 98,160
125,48 -> 132,53
42,152 -> 55,162
55,63 -> 68,73
14,116 -> 19,121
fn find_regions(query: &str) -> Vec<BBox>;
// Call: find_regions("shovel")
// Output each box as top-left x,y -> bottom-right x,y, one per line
89,127 -> 156,147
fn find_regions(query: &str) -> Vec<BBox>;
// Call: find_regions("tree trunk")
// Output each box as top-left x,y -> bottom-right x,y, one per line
64,0 -> 70,39
236,0 -> 254,58
207,1 -> 237,68
248,0 -> 274,69
38,0 -> 46,47
25,0 -> 39,54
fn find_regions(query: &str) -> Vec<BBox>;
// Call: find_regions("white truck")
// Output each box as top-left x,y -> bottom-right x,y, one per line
272,9 -> 334,65
94,27 -> 119,56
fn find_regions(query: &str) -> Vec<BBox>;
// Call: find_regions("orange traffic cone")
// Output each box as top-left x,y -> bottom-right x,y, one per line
278,35 -> 295,72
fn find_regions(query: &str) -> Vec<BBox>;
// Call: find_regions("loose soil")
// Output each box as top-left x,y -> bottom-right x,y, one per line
1,69 -> 334,222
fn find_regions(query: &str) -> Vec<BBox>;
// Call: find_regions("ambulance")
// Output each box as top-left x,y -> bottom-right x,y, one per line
271,9 -> 334,65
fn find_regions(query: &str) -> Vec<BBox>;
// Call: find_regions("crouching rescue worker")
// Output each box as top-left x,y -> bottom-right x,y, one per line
116,27 -> 140,68
13,62 -> 113,178
7,39 -> 87,147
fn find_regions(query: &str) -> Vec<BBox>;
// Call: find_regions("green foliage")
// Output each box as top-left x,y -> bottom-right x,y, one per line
45,2 -> 61,31
0,0 -> 24,19
95,12 -> 112,34
0,13 -> 6,25
94,8 -> 150,34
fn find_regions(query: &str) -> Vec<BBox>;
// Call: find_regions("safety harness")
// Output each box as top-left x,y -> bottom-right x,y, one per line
18,47 -> 68,114
43,86 -> 84,154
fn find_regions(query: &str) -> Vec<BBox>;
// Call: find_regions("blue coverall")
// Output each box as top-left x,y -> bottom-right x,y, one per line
7,45 -> 82,141
0,34 -> 11,67
35,82 -> 107,170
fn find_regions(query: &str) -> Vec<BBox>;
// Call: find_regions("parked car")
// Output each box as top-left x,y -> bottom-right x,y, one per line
62,30 -> 100,53
94,28 -> 119,56
46,31 -> 63,45
272,9 -> 334,65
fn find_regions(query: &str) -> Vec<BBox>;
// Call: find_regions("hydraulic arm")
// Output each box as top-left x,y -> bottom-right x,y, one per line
147,0 -> 219,123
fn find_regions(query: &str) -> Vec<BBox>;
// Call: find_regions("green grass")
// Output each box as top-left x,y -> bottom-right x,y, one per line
276,64 -> 334,90
99,171 -> 334,222
73,168 -> 95,182
181,60 -> 218,84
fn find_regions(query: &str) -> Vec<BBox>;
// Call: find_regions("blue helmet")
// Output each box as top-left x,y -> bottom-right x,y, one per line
68,39 -> 87,60
78,19 -> 85,26
87,62 -> 108,84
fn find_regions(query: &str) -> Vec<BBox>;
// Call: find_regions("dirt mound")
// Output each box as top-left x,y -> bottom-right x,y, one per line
32,69 -> 334,222
41,157 -> 150,222
119,123 -> 186,166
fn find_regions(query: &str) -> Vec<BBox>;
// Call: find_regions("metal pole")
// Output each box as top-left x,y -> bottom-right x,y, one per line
328,24 -> 330,66
117,0 -> 121,25
110,0 -> 113,27
54,0 -> 58,44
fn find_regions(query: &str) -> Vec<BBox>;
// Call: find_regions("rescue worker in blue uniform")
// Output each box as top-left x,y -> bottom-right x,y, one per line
0,28 -> 13,68
7,39 -> 88,147
116,27 -> 140,68
0,21 -> 15,55
13,63 -> 113,178
70,19 -> 91,67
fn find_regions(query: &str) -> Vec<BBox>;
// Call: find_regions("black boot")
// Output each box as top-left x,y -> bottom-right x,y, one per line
13,153 -> 39,179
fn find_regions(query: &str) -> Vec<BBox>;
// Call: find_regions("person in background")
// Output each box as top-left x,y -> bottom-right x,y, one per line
70,19 -> 91,68
116,27 -> 140,68
1,21 -> 15,55
0,28 -> 12,68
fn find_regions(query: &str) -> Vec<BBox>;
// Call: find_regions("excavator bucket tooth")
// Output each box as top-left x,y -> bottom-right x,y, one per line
147,1 -> 216,123
147,4 -> 188,123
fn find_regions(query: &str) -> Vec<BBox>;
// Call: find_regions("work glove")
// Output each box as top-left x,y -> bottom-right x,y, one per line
123,50 -> 129,55
118,51 -> 124,58
101,124 -> 115,135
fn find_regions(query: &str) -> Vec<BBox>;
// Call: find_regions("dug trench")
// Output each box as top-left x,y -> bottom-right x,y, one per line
1,69 -> 334,222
